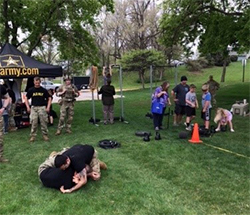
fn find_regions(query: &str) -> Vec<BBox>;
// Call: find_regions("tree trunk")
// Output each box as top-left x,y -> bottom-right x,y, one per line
220,59 -> 227,82
140,70 -> 145,89
3,0 -> 9,43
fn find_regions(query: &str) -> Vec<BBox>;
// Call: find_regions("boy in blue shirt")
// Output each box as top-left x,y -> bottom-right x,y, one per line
201,84 -> 212,130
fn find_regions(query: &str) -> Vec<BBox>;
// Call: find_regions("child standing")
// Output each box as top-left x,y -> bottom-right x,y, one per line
201,84 -> 212,131
214,108 -> 235,132
185,84 -> 198,131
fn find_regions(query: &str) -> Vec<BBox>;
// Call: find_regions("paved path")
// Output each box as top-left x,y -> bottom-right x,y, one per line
52,89 -> 123,103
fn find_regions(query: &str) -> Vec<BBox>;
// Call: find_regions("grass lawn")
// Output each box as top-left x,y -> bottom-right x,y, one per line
0,62 -> 249,215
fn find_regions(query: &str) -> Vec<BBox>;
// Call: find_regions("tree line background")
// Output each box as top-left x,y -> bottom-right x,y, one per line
0,0 -> 249,87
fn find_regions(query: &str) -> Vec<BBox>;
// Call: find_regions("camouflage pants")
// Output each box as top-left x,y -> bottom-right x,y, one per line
0,115 -> 4,158
103,105 -> 114,123
9,103 -> 16,128
57,102 -> 74,131
210,92 -> 217,107
89,150 -> 100,174
30,106 -> 48,137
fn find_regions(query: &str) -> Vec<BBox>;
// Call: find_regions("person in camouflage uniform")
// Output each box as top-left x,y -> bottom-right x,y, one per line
25,77 -> 51,142
206,75 -> 220,107
55,76 -> 79,135
0,84 -> 10,162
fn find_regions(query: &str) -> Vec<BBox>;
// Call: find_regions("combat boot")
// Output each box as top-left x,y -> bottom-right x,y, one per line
66,129 -> 72,134
29,136 -> 35,143
99,161 -> 107,170
0,157 -> 9,163
55,130 -> 61,136
43,135 -> 49,141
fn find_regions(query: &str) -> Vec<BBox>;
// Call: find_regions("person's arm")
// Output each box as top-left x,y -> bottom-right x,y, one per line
56,86 -> 65,97
157,91 -> 166,98
0,96 -> 10,115
60,169 -> 87,194
171,89 -> 178,102
24,94 -> 31,113
195,99 -> 199,109
102,67 -> 105,76
46,96 -> 52,113
167,97 -> 171,106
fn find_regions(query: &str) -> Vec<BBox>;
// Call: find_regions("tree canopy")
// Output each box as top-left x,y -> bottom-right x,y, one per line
0,0 -> 114,70
160,0 -> 250,81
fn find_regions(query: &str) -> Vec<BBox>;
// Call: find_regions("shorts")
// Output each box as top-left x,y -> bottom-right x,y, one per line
186,106 -> 196,117
201,108 -> 211,121
175,104 -> 186,115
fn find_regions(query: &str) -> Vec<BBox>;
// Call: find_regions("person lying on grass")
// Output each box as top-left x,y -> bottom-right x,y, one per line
54,144 -> 107,182
38,144 -> 107,193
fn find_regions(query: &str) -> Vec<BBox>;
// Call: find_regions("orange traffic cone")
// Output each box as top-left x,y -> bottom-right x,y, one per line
189,123 -> 203,144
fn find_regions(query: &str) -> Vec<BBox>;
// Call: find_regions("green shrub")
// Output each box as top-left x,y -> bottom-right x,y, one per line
230,55 -> 238,62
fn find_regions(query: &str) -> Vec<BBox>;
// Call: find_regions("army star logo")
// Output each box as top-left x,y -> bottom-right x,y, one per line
2,56 -> 20,66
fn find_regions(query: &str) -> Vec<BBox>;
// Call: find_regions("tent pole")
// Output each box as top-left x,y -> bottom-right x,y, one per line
119,66 -> 128,123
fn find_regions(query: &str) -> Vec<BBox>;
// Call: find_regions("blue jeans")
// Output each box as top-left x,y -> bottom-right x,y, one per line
3,115 -> 8,133
153,107 -> 166,129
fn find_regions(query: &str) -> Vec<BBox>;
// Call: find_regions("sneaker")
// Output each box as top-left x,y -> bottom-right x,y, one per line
55,130 -> 61,136
99,161 -> 107,170
155,127 -> 159,131
29,136 -> 35,142
230,129 -> 235,132
43,135 -> 49,141
215,128 -> 220,132
186,126 -> 192,131
0,157 -> 9,163
184,122 -> 187,126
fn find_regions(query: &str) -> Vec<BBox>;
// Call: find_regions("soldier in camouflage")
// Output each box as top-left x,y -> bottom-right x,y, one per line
55,76 -> 79,135
0,84 -> 10,162
206,75 -> 220,107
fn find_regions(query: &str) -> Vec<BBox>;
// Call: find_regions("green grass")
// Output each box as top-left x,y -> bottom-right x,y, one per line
0,62 -> 250,215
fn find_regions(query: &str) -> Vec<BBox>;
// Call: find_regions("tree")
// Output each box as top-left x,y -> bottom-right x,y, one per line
120,49 -> 165,89
0,0 -> 114,68
95,0 -> 161,66
160,0 -> 250,82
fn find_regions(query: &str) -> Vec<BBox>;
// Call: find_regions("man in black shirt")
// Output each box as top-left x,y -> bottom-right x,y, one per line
0,84 -> 10,162
54,144 -> 106,193
171,76 -> 190,126
24,77 -> 51,142
98,79 -> 116,124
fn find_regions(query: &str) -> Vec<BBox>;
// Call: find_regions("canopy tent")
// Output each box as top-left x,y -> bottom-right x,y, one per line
0,43 -> 62,78
0,43 -> 63,100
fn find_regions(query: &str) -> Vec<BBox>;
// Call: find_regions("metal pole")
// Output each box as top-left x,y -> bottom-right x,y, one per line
174,65 -> 178,86
119,66 -> 124,121
150,65 -> 153,96
242,61 -> 245,83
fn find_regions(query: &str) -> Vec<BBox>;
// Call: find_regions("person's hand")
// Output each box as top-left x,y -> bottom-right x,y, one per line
191,103 -> 195,108
168,102 -> 171,106
46,107 -> 50,113
60,186 -> 71,194
90,172 -> 100,181
174,98 -> 178,102
72,175 -> 80,184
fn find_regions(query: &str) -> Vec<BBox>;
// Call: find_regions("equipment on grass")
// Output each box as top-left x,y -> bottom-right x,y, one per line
98,139 -> 121,149
155,132 -> 161,140
143,133 -> 150,142
179,131 -> 188,139
135,131 -> 152,137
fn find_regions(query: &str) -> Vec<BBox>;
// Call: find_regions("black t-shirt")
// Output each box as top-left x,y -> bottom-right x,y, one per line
40,166 -> 75,190
0,85 -> 8,108
62,144 -> 95,173
172,84 -> 190,106
98,85 -> 116,105
26,86 -> 49,106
